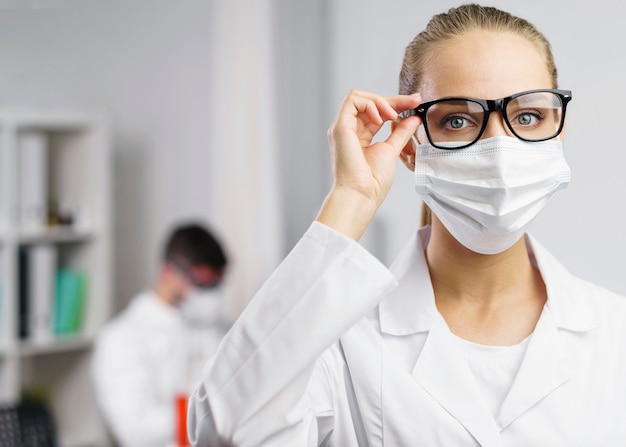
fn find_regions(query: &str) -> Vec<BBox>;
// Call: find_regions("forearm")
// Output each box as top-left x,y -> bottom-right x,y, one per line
187,222 -> 398,446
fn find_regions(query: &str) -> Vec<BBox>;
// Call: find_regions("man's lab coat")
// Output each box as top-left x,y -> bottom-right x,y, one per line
188,223 -> 626,446
92,291 -> 229,447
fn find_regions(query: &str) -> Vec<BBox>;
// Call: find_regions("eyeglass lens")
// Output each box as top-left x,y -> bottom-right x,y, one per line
423,91 -> 564,148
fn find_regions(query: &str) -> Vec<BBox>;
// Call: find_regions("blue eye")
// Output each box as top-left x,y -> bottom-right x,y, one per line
449,117 -> 466,129
515,112 -> 540,126
439,114 -> 478,131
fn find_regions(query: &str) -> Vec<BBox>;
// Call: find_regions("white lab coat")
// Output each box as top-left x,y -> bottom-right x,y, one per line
188,223 -> 626,446
92,290 -> 230,447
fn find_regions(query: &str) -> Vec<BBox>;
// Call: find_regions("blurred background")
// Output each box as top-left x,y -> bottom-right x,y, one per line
2,0 -> 625,313
0,0 -> 624,445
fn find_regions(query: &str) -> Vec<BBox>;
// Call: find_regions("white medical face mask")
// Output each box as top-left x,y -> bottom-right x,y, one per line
414,135 -> 571,254
178,287 -> 224,325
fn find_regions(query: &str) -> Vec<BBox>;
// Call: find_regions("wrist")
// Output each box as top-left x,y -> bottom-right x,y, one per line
316,186 -> 378,241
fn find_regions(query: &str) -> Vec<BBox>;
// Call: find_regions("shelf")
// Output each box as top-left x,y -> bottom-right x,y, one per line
0,336 -> 92,358
0,109 -> 112,444
17,227 -> 94,245
18,336 -> 93,357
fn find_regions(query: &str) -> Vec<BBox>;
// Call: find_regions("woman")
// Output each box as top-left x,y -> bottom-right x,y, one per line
188,4 -> 626,446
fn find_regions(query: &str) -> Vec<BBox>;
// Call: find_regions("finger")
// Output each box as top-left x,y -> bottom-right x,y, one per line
331,96 -> 382,138
336,90 -> 421,124
356,92 -> 422,127
386,93 -> 422,115
385,115 -> 421,155
332,97 -> 388,146
348,91 -> 390,125
330,91 -> 422,148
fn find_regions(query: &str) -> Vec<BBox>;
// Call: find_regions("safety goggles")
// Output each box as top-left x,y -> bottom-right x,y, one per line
168,259 -> 224,289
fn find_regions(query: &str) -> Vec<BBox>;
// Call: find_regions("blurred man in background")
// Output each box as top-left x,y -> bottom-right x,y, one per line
92,222 -> 230,447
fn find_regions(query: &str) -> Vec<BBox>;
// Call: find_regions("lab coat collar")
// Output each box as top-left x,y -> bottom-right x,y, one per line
378,226 -> 437,335
378,228 -> 597,443
525,233 -> 599,332
379,228 -> 598,336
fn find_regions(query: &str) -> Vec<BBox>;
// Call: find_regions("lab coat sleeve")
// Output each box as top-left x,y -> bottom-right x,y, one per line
187,221 -> 398,446
92,325 -> 173,447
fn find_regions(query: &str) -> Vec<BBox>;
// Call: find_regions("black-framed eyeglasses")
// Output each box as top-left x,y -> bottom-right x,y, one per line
399,89 -> 572,150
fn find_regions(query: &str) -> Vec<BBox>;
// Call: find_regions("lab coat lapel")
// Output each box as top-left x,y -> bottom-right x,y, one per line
412,315 -> 502,446
381,227 -> 501,445
495,234 -> 596,429
496,307 -> 572,430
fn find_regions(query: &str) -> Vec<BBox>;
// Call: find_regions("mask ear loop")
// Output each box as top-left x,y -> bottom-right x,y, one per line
408,135 -> 418,169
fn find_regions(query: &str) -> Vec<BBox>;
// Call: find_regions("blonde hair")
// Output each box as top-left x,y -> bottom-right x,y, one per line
403,4 -> 559,227
400,4 -> 558,96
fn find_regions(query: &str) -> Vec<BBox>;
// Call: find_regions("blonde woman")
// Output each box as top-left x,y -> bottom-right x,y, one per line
188,4 -> 626,445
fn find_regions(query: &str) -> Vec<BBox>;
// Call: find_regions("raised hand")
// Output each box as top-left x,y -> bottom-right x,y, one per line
316,89 -> 421,240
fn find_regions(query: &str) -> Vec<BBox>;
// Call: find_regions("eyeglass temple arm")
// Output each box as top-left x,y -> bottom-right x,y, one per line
398,109 -> 418,119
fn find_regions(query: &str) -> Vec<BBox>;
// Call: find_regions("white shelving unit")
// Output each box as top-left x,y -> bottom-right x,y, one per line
0,110 -> 113,446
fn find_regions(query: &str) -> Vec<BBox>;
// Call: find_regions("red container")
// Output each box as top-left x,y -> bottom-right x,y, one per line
175,393 -> 190,446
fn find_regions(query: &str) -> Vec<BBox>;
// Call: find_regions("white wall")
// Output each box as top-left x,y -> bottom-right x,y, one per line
328,0 -> 626,296
1,0 -> 623,316
0,0 -> 318,313
0,1 -> 223,310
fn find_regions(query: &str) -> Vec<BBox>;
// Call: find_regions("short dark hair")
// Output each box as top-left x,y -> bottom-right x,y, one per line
163,223 -> 228,269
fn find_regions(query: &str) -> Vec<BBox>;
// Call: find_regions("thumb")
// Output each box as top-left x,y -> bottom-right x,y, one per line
386,115 -> 420,156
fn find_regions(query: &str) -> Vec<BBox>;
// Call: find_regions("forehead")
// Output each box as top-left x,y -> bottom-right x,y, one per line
419,29 -> 552,102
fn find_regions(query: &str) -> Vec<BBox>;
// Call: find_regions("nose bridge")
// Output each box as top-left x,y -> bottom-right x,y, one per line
482,100 -> 513,139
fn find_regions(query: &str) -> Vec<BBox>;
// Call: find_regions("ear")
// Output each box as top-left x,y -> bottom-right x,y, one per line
391,120 -> 417,171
